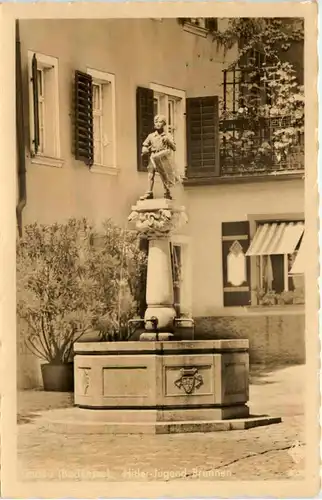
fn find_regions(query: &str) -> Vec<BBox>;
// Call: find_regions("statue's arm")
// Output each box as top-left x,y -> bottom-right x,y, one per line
165,134 -> 176,152
141,136 -> 151,156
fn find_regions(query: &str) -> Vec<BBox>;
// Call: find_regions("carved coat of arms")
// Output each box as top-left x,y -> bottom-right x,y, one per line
174,367 -> 203,395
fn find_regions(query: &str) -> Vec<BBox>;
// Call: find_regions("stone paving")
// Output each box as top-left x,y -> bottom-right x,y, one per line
17,364 -> 306,482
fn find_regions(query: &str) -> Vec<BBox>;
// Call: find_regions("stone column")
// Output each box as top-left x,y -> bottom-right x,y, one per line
145,237 -> 175,331
128,198 -> 187,340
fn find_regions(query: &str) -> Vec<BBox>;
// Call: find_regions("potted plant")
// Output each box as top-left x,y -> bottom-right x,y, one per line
255,288 -> 278,306
277,290 -> 293,305
17,219 -> 148,391
17,219 -> 100,391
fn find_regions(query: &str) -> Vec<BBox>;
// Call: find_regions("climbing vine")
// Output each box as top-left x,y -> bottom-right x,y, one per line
214,18 -> 304,173
213,18 -> 304,63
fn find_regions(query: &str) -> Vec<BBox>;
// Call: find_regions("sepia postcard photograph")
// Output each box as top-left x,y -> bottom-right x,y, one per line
0,1 -> 319,498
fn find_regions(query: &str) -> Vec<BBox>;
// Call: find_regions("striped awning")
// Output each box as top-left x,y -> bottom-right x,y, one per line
290,234 -> 305,274
246,222 -> 304,256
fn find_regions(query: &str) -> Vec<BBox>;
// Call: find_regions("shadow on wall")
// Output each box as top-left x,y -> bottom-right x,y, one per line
194,314 -> 305,365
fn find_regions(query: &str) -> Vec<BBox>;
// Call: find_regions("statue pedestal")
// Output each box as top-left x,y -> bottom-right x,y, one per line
129,199 -> 187,340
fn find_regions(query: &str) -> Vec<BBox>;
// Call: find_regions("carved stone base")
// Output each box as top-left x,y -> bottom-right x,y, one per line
74,340 -> 251,416
58,339 -> 284,434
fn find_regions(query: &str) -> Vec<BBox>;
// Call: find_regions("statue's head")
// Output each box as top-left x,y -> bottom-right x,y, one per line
154,114 -> 167,131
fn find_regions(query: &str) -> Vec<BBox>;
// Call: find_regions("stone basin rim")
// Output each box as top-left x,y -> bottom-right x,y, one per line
74,339 -> 249,354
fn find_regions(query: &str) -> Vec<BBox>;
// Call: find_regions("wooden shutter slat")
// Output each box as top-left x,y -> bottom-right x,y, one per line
222,221 -> 251,307
31,53 -> 40,155
186,96 -> 220,177
75,70 -> 93,167
136,86 -> 154,172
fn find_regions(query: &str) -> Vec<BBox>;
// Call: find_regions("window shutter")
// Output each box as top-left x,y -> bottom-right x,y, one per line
205,18 -> 218,31
136,86 -> 154,172
222,221 -> 251,306
186,96 -> 220,178
31,53 -> 40,155
75,70 -> 93,167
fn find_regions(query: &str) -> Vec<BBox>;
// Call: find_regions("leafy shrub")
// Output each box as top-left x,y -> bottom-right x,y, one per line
17,218 -> 147,363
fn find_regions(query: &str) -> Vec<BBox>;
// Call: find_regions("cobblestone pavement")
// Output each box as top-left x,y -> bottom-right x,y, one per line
17,364 -> 306,482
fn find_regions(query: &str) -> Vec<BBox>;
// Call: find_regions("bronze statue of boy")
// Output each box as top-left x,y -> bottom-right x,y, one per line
140,115 -> 180,200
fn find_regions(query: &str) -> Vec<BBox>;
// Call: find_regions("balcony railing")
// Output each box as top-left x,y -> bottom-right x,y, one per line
219,115 -> 304,177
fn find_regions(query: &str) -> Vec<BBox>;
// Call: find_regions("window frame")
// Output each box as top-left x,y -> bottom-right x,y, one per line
37,67 -> 45,154
87,68 -> 118,175
28,51 -> 63,168
150,83 -> 186,177
170,235 -> 192,317
92,81 -> 104,166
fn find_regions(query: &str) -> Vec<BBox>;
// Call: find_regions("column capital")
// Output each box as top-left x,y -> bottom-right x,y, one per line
128,198 -> 188,239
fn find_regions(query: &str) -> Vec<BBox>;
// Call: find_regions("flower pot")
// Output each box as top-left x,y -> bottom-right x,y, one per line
41,362 -> 74,392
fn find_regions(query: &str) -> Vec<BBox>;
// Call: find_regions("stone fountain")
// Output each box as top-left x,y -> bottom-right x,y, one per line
70,196 -> 281,434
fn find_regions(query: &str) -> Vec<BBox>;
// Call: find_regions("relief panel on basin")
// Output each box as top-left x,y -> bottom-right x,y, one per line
102,366 -> 149,399
221,353 -> 249,404
164,364 -> 214,401
76,367 -> 91,397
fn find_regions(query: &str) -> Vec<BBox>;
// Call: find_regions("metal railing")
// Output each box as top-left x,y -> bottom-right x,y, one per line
219,115 -> 304,176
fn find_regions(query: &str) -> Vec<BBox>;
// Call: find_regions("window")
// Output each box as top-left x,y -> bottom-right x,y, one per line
153,93 -> 178,143
181,18 -> 218,37
259,253 -> 300,294
136,86 -> 220,178
221,219 -> 305,308
170,237 -> 192,317
247,221 -> 305,305
190,18 -> 217,30
223,49 -> 269,117
151,84 -> 186,176
87,69 -> 117,174
92,82 -> 103,165
28,52 -> 62,167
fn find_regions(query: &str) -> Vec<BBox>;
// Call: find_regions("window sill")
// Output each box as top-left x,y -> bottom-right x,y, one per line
90,164 -> 120,176
183,23 -> 208,38
30,155 -> 64,168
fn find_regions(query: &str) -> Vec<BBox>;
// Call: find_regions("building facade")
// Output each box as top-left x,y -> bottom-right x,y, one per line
16,18 -> 305,389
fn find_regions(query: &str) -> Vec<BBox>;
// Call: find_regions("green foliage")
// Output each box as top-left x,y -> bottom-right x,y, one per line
254,287 -> 304,306
217,18 -> 304,172
17,218 -> 147,363
214,18 -> 304,63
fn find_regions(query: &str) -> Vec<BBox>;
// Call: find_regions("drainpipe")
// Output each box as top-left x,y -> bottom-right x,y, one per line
16,20 -> 27,237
